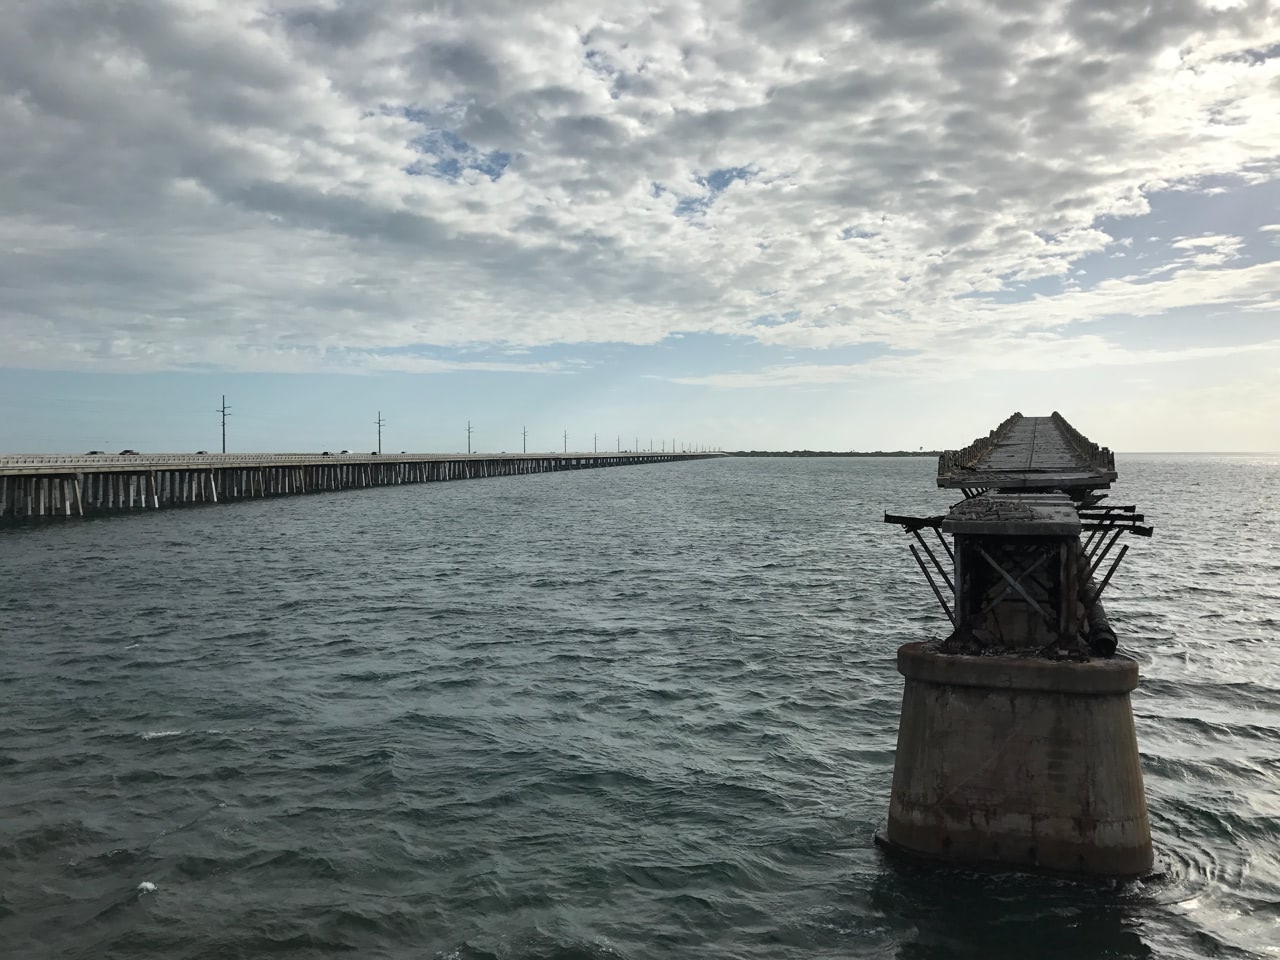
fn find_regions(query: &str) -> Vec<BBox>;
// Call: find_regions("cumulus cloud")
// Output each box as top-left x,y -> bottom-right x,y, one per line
2,0 -> 1279,374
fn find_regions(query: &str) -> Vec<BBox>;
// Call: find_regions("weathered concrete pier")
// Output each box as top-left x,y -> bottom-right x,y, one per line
881,412 -> 1154,877
0,451 -> 720,520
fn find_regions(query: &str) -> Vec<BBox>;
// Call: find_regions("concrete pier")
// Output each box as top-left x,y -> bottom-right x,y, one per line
0,451 -> 721,521
887,643 -> 1152,876
882,412 -> 1153,878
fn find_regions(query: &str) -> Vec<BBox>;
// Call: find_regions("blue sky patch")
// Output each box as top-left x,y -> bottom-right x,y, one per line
672,166 -> 754,219
391,107 -> 513,182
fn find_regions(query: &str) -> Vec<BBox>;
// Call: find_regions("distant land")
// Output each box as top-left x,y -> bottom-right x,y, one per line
726,450 -> 941,458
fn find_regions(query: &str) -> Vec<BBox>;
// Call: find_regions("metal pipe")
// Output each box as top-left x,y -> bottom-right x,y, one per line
1085,585 -> 1118,656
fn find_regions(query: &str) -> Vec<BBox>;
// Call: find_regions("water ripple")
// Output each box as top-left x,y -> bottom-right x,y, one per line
1,455 -> 1277,958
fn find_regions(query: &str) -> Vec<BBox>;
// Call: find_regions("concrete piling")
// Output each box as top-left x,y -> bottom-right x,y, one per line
886,643 -> 1152,876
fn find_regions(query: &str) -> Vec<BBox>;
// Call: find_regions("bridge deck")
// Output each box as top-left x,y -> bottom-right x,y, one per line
937,413 -> 1116,491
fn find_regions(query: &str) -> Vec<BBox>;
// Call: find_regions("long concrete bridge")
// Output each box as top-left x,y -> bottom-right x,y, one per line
0,451 -> 722,520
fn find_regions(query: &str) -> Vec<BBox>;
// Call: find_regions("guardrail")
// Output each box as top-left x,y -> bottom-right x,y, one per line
936,412 -> 1023,479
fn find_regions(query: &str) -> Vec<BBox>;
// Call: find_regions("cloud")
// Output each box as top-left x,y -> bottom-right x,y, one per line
2,0 -> 1280,374
669,333 -> 1280,388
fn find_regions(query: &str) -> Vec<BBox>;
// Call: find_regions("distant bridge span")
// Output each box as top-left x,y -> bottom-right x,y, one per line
0,451 -> 723,520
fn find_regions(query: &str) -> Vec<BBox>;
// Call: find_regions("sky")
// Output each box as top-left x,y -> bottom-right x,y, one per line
2,0 -> 1279,454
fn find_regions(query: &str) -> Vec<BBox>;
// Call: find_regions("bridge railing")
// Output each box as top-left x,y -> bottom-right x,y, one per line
936,412 -> 1023,479
1050,412 -> 1116,475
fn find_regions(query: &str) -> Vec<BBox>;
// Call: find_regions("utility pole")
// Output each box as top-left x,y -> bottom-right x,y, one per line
375,411 -> 385,455
217,394 -> 232,454
617,435 -> 621,453
522,426 -> 527,454
466,420 -> 473,455
593,433 -> 598,454
563,430 -> 568,453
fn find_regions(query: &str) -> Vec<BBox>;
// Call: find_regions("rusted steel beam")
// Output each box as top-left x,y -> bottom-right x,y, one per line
933,527 -> 955,563
912,529 -> 955,595
910,544 -> 955,626
1090,544 -> 1130,605
1087,528 -> 1125,581
884,513 -> 945,530
1081,523 -> 1153,537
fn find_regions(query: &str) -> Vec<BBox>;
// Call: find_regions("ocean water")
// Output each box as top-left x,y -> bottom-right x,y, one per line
1,454 -> 1277,959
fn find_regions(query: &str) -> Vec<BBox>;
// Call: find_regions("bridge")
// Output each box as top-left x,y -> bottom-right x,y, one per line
936,411 -> 1117,494
889,411 -> 1149,657
881,410 -> 1155,877
0,451 -> 722,520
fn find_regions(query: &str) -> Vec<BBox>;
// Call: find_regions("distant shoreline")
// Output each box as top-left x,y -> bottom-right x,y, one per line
725,451 -> 941,458
722,450 -> 1279,458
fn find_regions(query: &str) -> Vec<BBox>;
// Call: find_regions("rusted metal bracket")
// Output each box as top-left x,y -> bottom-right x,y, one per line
909,543 -> 955,626
884,513 -> 944,531
911,529 -> 954,594
1087,528 -> 1125,581
885,513 -> 957,625
1089,544 -> 1129,604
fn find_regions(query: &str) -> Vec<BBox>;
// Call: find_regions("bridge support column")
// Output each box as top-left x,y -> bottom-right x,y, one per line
883,642 -> 1152,877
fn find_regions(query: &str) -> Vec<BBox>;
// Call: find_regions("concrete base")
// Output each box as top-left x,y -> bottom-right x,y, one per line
885,642 -> 1152,877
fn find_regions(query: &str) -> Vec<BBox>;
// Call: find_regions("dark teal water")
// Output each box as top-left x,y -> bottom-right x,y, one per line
1,455 -> 1278,959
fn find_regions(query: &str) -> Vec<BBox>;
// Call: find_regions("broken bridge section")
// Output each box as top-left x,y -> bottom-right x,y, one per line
936,411 -> 1117,496
878,412 -> 1157,877
887,412 -> 1150,659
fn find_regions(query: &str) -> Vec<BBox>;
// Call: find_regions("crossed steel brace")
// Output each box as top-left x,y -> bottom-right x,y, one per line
884,514 -> 1062,630
972,545 -> 1056,628
885,504 -> 1152,631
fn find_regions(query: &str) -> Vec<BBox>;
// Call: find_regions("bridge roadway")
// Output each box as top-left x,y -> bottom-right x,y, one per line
0,451 -> 722,520
936,412 -> 1116,492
